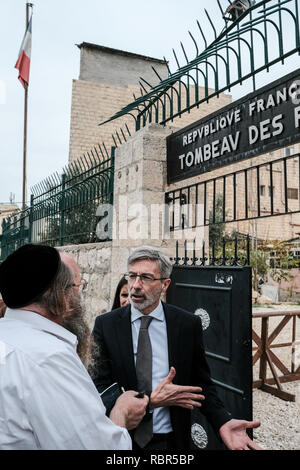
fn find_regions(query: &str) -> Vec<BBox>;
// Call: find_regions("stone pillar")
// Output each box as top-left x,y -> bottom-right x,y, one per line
109,124 -> 172,294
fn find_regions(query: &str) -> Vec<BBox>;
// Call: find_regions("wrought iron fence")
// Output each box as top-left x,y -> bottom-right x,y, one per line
100,0 -> 300,137
0,147 -> 115,261
165,152 -> 300,231
171,236 -> 251,266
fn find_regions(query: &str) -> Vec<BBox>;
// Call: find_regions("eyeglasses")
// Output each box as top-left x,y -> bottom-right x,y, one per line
124,273 -> 167,284
68,280 -> 88,291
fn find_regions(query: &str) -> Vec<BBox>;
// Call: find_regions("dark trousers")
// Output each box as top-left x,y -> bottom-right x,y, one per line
132,432 -> 175,451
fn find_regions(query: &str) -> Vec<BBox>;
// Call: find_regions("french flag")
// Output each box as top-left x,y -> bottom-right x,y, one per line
15,13 -> 32,88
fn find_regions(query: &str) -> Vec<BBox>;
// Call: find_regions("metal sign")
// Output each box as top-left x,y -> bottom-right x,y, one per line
167,69 -> 300,184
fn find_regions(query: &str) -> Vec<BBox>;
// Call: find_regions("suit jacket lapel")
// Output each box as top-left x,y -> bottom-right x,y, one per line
163,303 -> 181,379
116,304 -> 137,388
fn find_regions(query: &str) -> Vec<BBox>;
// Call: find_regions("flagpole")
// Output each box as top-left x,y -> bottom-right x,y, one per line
22,2 -> 33,210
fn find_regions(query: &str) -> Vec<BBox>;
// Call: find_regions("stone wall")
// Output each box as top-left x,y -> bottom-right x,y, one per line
0,204 -> 20,235
69,42 -> 168,162
57,242 -> 113,328
78,42 -> 169,87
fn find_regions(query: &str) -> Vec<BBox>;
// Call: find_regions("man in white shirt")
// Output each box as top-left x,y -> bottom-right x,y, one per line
0,244 -> 148,450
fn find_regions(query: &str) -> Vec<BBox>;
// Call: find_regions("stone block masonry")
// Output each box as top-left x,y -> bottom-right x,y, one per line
68,43 -> 232,163
57,242 -> 113,329
69,79 -> 232,164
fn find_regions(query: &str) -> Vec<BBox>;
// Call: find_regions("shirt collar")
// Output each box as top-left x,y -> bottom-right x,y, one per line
131,300 -> 165,323
4,308 -> 78,348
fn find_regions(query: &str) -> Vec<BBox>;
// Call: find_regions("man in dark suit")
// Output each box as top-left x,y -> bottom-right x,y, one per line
92,246 -> 262,450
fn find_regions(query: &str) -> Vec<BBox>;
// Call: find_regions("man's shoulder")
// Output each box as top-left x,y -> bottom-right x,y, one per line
163,303 -> 199,322
94,306 -> 129,325
0,321 -> 76,368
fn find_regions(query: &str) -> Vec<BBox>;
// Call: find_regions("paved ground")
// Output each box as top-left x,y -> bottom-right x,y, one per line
253,382 -> 300,450
252,303 -> 299,450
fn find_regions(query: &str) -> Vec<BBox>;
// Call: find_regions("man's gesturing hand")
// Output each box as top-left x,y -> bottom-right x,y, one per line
109,390 -> 149,430
150,366 -> 205,410
219,419 -> 263,450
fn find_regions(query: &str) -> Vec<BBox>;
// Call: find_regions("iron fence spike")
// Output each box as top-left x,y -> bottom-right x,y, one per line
172,48 -> 181,69
90,149 -> 97,166
78,156 -> 85,172
180,41 -> 189,64
86,152 -> 94,167
204,9 -> 217,39
83,153 -> 90,168
112,134 -> 118,148
103,142 -> 110,159
217,0 -> 225,17
115,130 -> 122,145
97,144 -> 104,160
93,147 -> 100,162
120,127 -> 127,142
163,56 -> 172,75
151,66 -> 163,81
51,175 -> 57,187
88,150 -> 97,167
125,123 -> 131,136
139,82 -> 148,94
188,30 -> 199,58
197,20 -> 207,47
139,76 -> 153,89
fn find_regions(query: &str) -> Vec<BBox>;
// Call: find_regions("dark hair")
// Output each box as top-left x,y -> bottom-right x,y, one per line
112,276 -> 128,310
0,299 -> 6,318
37,261 -> 74,317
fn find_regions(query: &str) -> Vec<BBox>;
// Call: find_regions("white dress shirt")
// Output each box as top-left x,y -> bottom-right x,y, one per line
0,308 -> 131,450
131,301 -> 173,434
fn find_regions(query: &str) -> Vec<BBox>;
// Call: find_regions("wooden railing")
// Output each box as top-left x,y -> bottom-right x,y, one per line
252,310 -> 300,402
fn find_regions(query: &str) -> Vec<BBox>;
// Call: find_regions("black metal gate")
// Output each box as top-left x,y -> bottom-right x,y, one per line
166,254 -> 252,450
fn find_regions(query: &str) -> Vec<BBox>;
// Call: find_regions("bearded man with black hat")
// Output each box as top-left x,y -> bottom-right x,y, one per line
0,244 -> 148,450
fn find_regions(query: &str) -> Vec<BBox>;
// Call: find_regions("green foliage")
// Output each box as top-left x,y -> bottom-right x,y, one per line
38,167 -> 113,246
250,250 -> 269,291
269,252 -> 297,284
41,199 -> 101,245
250,240 -> 298,292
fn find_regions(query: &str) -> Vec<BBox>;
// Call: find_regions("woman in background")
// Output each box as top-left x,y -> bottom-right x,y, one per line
0,299 -> 6,318
111,277 -> 130,310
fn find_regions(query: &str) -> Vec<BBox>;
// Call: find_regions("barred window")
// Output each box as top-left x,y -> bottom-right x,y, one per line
268,186 -> 275,197
287,188 -> 298,200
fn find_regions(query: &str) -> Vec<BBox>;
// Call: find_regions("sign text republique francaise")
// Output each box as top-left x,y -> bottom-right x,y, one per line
167,69 -> 300,184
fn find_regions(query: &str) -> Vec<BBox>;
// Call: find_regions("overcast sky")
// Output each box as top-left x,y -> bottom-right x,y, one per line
1,0 -> 299,207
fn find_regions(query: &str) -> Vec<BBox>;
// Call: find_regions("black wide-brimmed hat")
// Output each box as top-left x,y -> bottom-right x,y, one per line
0,244 -> 61,309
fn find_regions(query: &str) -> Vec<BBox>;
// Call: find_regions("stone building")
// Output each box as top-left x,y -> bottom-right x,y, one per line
68,42 -> 168,161
68,42 -> 232,162
0,204 -> 19,235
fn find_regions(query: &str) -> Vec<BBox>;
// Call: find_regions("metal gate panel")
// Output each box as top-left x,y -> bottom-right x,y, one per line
166,265 -> 252,450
